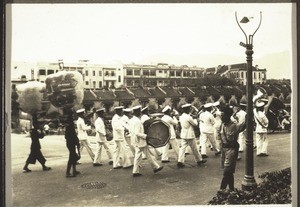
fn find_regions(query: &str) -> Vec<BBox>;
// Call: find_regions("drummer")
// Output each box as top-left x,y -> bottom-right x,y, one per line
130,105 -> 163,177
141,106 -> 162,159
177,104 -> 207,168
161,105 -> 180,163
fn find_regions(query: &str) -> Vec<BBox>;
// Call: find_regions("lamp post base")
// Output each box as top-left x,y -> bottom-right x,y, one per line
242,175 -> 257,191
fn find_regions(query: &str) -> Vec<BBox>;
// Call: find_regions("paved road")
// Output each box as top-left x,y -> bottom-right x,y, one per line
9,132 -> 291,206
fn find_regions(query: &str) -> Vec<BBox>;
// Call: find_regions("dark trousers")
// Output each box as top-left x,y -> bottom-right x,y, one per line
26,149 -> 46,165
220,171 -> 234,191
67,144 -> 79,165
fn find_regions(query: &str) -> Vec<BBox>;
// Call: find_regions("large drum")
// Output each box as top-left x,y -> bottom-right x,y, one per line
144,118 -> 170,148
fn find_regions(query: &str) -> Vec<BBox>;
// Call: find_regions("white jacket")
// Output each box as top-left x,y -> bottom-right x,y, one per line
179,113 -> 198,139
130,116 -> 147,147
199,111 -> 215,134
76,117 -> 91,141
111,114 -> 125,141
254,109 -> 269,133
141,114 -> 150,124
94,117 -> 106,142
161,114 -> 178,139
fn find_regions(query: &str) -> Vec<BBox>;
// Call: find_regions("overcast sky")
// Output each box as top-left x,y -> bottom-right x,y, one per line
9,3 -> 295,79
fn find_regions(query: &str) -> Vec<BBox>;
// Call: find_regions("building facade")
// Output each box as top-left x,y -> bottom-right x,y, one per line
12,61 -> 267,88
32,60 -> 124,89
205,63 -> 267,86
123,63 -> 205,87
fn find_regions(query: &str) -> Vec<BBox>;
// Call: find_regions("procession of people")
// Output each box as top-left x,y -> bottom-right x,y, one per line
22,94 -> 272,192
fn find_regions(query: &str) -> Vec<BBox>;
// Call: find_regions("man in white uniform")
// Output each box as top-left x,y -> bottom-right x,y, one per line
76,108 -> 95,162
93,108 -> 113,166
121,108 -> 135,156
254,101 -> 269,156
130,105 -> 163,177
111,106 -> 133,169
177,104 -> 207,168
161,105 -> 179,163
235,103 -> 247,153
199,103 -> 221,158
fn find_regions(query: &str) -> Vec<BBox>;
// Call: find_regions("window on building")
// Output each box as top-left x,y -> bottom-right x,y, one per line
176,71 -> 182,76
99,81 -> 102,88
105,71 -> 109,76
150,70 -> 156,76
85,70 -> 88,76
159,70 -> 163,73
111,71 -> 115,76
47,70 -> 54,75
241,72 -> 244,78
143,70 -> 149,76
170,71 -> 175,76
127,69 -> 133,76
93,71 -> 95,76
85,81 -> 89,85
259,72 -> 261,79
39,69 -> 46,75
93,81 -> 96,89
134,69 -> 140,76
118,75 -> 121,82
254,72 -> 256,79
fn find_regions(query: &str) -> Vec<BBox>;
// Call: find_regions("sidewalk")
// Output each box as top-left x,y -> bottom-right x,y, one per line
9,132 -> 291,206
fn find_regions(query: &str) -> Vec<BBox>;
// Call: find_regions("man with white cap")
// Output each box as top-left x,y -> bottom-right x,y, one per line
121,108 -> 135,156
111,106 -> 133,169
177,103 -> 207,168
161,105 -> 179,163
254,100 -> 269,157
199,103 -> 221,158
130,105 -> 163,177
76,108 -> 95,162
93,108 -> 113,166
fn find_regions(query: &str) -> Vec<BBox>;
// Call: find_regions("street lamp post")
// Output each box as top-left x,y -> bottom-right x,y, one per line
235,11 -> 262,191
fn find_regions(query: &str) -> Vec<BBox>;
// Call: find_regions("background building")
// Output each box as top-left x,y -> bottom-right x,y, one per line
12,60 -> 266,88
123,63 -> 205,87
205,63 -> 267,85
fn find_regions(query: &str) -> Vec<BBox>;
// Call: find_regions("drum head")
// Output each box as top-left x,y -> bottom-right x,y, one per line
146,120 -> 170,148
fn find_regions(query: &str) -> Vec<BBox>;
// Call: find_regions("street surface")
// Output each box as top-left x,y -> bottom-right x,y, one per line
9,132 -> 291,206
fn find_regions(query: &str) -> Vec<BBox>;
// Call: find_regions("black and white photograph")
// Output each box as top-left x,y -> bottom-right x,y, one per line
6,2 -> 297,206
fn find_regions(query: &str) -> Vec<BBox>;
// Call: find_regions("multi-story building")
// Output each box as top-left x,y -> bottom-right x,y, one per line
123,63 -> 205,87
34,60 -> 124,89
205,63 -> 267,85
13,61 -> 267,88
